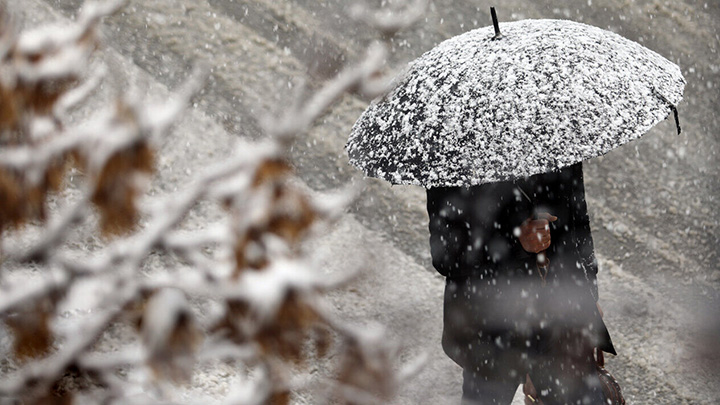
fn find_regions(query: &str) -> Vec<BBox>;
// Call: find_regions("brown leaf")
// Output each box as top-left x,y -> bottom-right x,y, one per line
142,290 -> 202,383
0,150 -> 76,233
267,187 -> 316,245
255,291 -> 321,364
209,299 -> 252,344
148,315 -> 202,383
31,389 -> 73,405
335,338 -> 397,402
123,290 -> 153,331
92,183 -> 138,236
43,364 -> 104,404
45,155 -> 70,192
0,166 -> 24,229
5,303 -> 53,361
252,159 -> 291,187
0,84 -> 19,133
313,325 -> 333,359
25,181 -> 47,221
269,390 -> 290,405
233,227 -> 270,277
18,77 -> 78,116
91,141 -> 154,236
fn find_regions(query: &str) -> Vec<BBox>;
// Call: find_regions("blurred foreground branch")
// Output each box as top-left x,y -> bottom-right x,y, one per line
0,1 -> 424,404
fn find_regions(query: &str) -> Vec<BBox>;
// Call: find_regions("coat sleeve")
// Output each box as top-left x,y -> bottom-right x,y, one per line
427,185 -> 532,278
427,187 -> 471,278
571,164 -> 600,301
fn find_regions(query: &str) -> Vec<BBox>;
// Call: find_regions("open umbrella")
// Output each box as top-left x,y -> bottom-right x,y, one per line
346,9 -> 686,187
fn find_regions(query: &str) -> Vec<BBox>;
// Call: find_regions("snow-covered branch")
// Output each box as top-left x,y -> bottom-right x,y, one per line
0,0 -> 423,404
349,0 -> 427,38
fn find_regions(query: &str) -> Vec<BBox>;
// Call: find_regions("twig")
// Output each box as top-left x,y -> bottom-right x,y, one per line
0,276 -> 137,396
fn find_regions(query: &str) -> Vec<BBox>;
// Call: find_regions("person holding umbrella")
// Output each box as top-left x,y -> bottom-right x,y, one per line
347,9 -> 684,405
427,162 -> 613,404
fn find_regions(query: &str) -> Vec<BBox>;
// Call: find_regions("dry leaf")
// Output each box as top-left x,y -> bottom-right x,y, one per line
0,166 -> 24,229
252,158 -> 291,187
91,140 -> 154,236
5,302 -> 53,361
142,289 -> 201,382
233,227 -> 270,276
255,291 -> 321,364
269,390 -> 290,405
336,338 -> 397,402
267,187 -> 316,245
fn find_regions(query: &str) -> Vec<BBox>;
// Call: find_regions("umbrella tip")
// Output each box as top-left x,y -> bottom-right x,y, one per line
491,7 -> 503,40
672,105 -> 682,135
652,87 -> 682,135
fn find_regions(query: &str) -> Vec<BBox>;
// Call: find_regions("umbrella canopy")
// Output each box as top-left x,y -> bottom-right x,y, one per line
347,18 -> 686,187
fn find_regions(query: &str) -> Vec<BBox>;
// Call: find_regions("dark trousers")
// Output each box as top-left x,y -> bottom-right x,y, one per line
461,345 -> 606,405
461,371 -> 518,404
443,277 -> 609,405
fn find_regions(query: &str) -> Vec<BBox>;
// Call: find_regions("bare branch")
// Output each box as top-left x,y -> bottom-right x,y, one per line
349,0 -> 427,37
0,277 -> 136,396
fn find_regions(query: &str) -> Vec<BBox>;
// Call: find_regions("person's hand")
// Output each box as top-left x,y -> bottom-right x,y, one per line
517,213 -> 557,253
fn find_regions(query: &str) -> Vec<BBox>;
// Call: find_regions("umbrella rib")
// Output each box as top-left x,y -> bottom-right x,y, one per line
652,87 -> 682,135
515,183 -> 534,204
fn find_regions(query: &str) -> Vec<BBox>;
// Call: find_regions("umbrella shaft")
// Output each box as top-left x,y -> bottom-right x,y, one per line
491,7 -> 502,38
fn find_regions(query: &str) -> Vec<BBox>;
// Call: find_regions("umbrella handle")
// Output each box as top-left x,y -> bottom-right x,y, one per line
536,250 -> 549,286
532,208 -> 550,286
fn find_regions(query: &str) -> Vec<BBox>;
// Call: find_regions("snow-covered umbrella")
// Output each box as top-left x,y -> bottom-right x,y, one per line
346,9 -> 686,187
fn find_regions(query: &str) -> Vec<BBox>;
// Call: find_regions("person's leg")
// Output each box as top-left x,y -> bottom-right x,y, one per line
445,276 -> 532,404
461,369 -> 519,405
528,331 -> 606,405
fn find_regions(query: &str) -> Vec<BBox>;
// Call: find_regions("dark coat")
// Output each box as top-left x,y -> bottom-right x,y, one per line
427,163 -> 615,375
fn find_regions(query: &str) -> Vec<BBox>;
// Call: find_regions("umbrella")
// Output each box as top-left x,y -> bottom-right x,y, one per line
346,9 -> 686,187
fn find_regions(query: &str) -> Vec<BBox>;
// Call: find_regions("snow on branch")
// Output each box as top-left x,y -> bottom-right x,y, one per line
0,0 -> 424,404
349,0 -> 427,38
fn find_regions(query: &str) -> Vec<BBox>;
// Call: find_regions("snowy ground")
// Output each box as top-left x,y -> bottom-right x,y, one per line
7,0 -> 720,404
